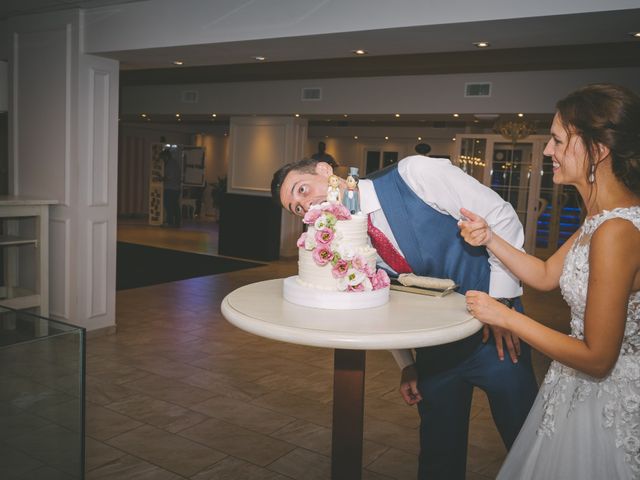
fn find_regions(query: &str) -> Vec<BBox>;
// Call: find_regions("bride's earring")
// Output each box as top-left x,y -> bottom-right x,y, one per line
588,164 -> 595,183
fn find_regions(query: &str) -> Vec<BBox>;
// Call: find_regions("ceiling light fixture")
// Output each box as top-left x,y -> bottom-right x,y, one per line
140,113 -> 147,118
473,41 -> 490,48
211,113 -> 217,117
172,60 -> 184,66
352,49 -> 368,55
384,136 -> 389,140
517,113 -> 524,117
395,113 -> 401,118
253,56 -> 266,61
354,136 -> 358,140
175,113 -> 180,117
629,32 -> 640,38
294,114 -> 300,117
453,113 -> 460,118
417,137 -> 422,141
494,118 -> 537,146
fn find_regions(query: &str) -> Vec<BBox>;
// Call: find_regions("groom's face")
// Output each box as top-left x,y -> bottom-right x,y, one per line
279,164 -> 331,217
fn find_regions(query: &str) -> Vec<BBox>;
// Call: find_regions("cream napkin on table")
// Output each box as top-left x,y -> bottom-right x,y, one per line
397,273 -> 456,290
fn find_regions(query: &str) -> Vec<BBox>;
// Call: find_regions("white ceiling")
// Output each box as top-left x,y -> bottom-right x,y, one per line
2,0 -> 639,71
3,1 -> 639,128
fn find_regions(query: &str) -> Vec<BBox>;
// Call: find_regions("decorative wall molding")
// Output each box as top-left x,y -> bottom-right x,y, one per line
50,217 -> 70,319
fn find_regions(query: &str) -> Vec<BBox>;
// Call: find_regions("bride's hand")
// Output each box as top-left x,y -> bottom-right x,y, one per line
458,208 -> 492,246
465,291 -> 512,328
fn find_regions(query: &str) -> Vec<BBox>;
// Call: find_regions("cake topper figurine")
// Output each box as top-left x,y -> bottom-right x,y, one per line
342,167 -> 361,214
327,174 -> 342,203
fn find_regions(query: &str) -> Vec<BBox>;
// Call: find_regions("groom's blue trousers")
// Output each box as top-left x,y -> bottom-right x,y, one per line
415,302 -> 538,480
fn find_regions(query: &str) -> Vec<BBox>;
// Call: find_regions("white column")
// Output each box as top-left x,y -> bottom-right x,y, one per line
227,116 -> 307,257
8,10 -> 119,331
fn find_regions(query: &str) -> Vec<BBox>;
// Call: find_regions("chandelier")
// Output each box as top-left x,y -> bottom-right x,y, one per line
493,118 -> 537,145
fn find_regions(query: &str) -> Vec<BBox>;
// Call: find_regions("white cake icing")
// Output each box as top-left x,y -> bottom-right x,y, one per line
283,203 -> 390,309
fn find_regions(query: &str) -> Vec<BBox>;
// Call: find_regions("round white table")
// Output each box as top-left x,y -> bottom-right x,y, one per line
221,279 -> 480,480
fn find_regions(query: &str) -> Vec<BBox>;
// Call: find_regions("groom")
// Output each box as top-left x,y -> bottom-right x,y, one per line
272,155 -> 538,479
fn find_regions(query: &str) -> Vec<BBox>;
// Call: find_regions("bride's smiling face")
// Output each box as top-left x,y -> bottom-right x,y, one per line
543,113 -> 590,187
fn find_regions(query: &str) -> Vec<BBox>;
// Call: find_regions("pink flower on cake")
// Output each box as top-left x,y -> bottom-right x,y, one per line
351,254 -> 368,272
296,232 -> 307,248
315,227 -> 334,245
303,207 -> 323,225
363,263 -> 375,277
331,259 -> 349,278
327,203 -> 351,220
348,283 -> 365,292
312,246 -> 334,265
370,269 -> 391,290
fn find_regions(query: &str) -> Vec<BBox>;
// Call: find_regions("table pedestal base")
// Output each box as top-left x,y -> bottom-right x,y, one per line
331,349 -> 366,480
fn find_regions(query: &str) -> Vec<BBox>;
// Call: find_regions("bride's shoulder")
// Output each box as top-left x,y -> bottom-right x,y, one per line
591,216 -> 640,254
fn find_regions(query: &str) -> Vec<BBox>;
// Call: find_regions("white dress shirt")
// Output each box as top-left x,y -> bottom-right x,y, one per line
358,155 -> 525,369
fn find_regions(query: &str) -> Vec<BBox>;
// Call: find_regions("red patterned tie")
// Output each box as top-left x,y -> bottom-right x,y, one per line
367,215 -> 412,274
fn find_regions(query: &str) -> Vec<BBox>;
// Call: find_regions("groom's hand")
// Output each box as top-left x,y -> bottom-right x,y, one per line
399,364 -> 422,406
483,325 -> 521,363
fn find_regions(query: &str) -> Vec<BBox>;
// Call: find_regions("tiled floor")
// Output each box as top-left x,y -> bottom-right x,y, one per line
81,219 -> 570,479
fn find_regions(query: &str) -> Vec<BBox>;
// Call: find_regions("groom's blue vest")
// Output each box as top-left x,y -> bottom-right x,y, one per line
369,165 -> 490,294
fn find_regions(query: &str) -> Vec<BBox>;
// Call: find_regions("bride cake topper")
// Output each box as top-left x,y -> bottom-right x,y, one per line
327,174 -> 341,203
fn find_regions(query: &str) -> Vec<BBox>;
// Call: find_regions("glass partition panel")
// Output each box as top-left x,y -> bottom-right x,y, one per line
536,155 -> 583,252
0,307 -> 85,479
458,138 -> 486,182
490,143 -> 533,227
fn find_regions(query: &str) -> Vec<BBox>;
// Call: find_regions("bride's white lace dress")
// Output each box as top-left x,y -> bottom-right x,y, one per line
497,206 -> 640,480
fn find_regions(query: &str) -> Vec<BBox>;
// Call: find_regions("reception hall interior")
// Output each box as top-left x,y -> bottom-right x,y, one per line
1,1 -> 639,479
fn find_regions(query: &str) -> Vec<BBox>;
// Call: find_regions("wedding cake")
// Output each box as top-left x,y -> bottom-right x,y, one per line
283,202 -> 390,309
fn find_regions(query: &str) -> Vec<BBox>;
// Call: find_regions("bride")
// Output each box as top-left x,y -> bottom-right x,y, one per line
459,83 -> 640,479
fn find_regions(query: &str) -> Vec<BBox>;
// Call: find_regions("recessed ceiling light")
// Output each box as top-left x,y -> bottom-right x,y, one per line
452,137 -> 456,141
518,113 -> 524,117
417,137 -> 422,141
343,114 -> 348,118
140,113 -> 147,118
354,136 -> 358,139
253,56 -> 266,61
175,113 -> 180,117
629,32 -> 640,38
453,113 -> 460,118
473,41 -> 490,48
211,113 -> 217,117
352,49 -> 368,55
395,113 -> 401,118
294,113 -> 300,117
172,60 -> 184,66
384,136 -> 389,140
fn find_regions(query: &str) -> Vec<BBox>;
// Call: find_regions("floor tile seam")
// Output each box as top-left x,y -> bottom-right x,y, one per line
86,448 -> 193,479
264,445 -> 331,478
102,424 -> 229,477
100,396 -> 214,434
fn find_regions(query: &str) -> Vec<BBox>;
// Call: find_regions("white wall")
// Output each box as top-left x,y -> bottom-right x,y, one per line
8,10 -> 120,331
120,68 -> 640,117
